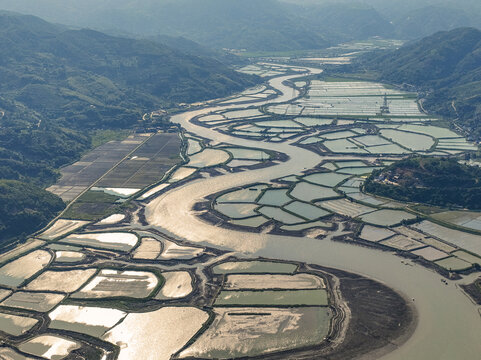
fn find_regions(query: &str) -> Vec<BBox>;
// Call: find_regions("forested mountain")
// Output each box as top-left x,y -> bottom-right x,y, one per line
152,35 -> 246,65
296,3 -> 395,43
0,12 -> 257,182
0,180 -> 65,247
356,28 -> 481,139
0,0 -> 443,50
283,0 -> 479,39
0,0 -> 331,51
0,12 -> 258,245
391,6 -> 472,39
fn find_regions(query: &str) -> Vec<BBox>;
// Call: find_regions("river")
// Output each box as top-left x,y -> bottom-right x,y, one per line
146,66 -> 481,359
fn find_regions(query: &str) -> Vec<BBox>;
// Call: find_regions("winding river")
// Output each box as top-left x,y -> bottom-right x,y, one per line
146,66 -> 481,359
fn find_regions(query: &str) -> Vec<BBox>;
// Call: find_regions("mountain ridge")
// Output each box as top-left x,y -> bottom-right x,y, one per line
356,27 -> 481,140
0,12 -> 258,245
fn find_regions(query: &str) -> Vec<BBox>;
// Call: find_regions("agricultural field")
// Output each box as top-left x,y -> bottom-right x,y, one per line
1,62 -> 480,360
47,134 -> 149,202
95,133 -> 182,190
267,81 -> 425,117
61,232 -> 139,251
179,307 -> 331,359
0,217 -> 341,360
195,73 -> 480,277
71,269 -> 159,299
188,259 -> 333,359
237,63 -> 303,77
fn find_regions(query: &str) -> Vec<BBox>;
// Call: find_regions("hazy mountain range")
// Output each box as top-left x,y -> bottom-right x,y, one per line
0,0 -> 478,51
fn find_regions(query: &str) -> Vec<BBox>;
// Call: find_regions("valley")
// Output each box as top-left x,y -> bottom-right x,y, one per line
0,62 -> 480,359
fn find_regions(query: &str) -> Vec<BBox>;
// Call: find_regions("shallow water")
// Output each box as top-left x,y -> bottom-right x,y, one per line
214,289 -> 328,306
0,250 -> 51,287
213,261 -> 298,275
0,313 -> 38,336
187,148 -> 230,168
156,271 -> 193,300
290,182 -> 339,202
19,334 -> 80,360
145,68 -> 481,359
48,305 -> 126,338
257,206 -> 305,224
284,201 -> 329,220
257,188 -> 291,206
102,307 -> 209,360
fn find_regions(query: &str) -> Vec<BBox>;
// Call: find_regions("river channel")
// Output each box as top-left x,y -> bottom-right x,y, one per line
146,66 -> 481,360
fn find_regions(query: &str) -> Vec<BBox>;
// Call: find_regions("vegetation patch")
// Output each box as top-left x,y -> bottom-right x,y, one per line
365,157 -> 481,210
0,180 -> 65,248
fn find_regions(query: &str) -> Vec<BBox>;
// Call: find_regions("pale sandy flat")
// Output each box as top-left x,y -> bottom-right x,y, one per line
224,273 -> 325,290
1,292 -> 65,312
419,237 -> 457,253
179,307 -> 331,359
49,305 -> 126,337
168,167 -> 197,183
0,347 -> 36,359
187,149 -> 230,168
55,251 -> 86,263
38,219 -> 90,240
156,272 -> 193,300
0,239 -> 46,266
380,235 -> 424,251
159,240 -> 203,260
411,247 -> 449,261
72,269 -> 158,299
0,289 -> 12,301
0,312 -> 38,336
97,214 -> 126,225
25,269 -> 97,293
63,232 -> 138,251
0,250 -> 52,287
132,238 -> 162,260
102,307 -> 209,360
138,183 -> 170,200
360,225 -> 395,242
19,334 -> 80,360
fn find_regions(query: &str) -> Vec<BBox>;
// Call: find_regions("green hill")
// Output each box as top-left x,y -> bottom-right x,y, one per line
0,1 -> 396,51
356,27 -> 481,140
0,180 -> 65,246
0,12 -> 258,245
0,11 -> 258,182
365,158 -> 481,210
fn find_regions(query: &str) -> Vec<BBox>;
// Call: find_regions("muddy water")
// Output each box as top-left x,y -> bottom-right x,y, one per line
146,66 -> 481,359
